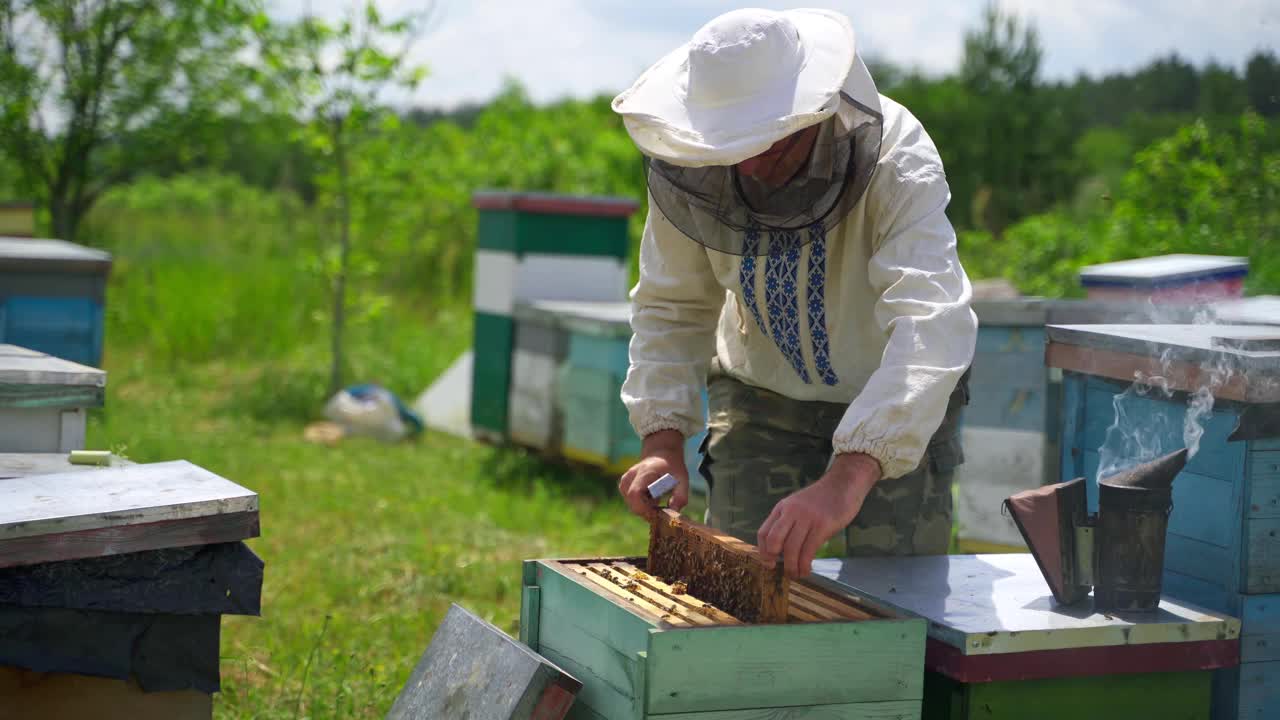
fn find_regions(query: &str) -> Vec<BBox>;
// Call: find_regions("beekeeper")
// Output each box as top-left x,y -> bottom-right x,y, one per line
613,8 -> 978,578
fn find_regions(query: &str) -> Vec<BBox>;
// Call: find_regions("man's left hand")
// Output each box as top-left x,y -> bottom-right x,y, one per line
757,453 -> 882,579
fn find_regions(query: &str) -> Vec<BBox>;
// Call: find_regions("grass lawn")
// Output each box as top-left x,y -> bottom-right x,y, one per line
87,344 -> 649,719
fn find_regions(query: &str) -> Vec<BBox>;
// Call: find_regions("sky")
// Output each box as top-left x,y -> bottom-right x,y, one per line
276,0 -> 1280,109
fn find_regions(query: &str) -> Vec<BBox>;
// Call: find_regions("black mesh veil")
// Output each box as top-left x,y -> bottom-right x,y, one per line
644,92 -> 883,256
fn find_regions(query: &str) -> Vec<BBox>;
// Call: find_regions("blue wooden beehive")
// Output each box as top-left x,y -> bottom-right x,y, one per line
958,299 -> 1205,552
1048,323 -> 1280,719
0,237 -> 111,367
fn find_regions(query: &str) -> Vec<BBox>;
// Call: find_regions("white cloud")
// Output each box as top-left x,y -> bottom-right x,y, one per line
274,0 -> 1280,108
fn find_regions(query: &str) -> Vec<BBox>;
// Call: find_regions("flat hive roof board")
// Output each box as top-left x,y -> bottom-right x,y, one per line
1080,254 -> 1247,286
1214,296 -> 1280,326
0,461 -> 258,567
0,237 -> 112,274
515,300 -> 631,338
1045,324 -> 1280,403
0,346 -> 106,389
811,554 -> 1239,657
0,453 -> 132,478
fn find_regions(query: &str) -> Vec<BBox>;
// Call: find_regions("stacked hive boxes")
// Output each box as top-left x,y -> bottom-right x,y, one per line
958,299 -> 1201,552
0,344 -> 103,453
0,344 -> 263,718
0,237 -> 112,367
509,300 -> 708,490
1048,323 -> 1280,719
470,192 -> 637,444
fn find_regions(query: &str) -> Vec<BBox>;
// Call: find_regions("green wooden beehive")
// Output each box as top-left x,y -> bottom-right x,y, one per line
521,557 -> 927,720
470,192 -> 637,443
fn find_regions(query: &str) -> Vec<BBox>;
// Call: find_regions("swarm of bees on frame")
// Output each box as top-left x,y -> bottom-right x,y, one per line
648,516 -> 769,623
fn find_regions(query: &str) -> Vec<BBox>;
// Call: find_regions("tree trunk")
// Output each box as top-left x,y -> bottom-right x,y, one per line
328,116 -> 351,397
48,191 -> 81,242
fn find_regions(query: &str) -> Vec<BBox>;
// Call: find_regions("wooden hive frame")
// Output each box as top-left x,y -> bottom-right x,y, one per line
561,558 -> 881,628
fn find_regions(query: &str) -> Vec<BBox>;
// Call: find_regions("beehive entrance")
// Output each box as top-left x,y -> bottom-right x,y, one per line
564,558 -> 882,627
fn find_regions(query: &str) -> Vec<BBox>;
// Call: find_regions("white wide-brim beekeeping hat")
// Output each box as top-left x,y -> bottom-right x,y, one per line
612,8 -> 875,168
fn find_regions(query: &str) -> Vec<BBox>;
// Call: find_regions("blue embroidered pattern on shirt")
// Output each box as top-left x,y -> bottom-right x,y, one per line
764,229 -> 811,384
806,224 -> 840,386
739,225 -> 768,336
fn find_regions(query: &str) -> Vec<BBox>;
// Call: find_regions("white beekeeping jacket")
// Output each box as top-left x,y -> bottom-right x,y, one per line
623,82 -> 978,480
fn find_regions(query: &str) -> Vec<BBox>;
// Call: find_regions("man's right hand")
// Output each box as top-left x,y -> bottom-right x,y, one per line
618,429 -> 689,521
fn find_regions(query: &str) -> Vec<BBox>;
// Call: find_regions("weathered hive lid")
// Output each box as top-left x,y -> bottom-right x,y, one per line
387,603 -> 581,720
472,190 -> 639,218
0,460 -> 259,567
1003,478 -> 1091,606
515,300 -> 632,338
0,344 -> 106,407
1213,296 -> 1280,326
0,237 -> 112,274
1045,324 -> 1280,403
1079,254 -> 1248,288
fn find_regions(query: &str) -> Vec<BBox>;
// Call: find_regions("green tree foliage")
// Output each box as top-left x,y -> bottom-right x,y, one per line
1245,51 -> 1280,116
258,1 -> 428,394
960,112 -> 1279,296
0,0 -> 262,240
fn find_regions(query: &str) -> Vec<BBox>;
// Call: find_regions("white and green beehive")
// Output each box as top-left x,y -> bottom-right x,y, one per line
470,192 -> 638,443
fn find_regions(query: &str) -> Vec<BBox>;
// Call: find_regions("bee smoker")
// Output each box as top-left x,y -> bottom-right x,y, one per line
1004,448 -> 1186,612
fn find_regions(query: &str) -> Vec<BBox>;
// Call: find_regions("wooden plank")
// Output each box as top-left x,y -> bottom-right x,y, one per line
0,541 -> 262,616
1169,471 -> 1237,548
1248,450 -> 1280,518
926,636 -> 1238,683
0,511 -> 259,569
1238,658 -> 1280,719
787,603 -> 825,623
1244,517 -> 1280,593
599,562 -> 737,626
1165,532 -> 1236,588
537,646 -> 638,720
791,584 -> 875,621
787,593 -> 839,621
645,619 -> 925,714
538,607 -> 642,708
521,585 -> 541,649
0,460 -> 257,542
1058,373 -> 1086,484
1046,342 -> 1260,402
963,670 -> 1211,720
386,603 -> 582,720
648,509 -> 788,624
647,700 -> 921,719
535,562 -> 654,658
